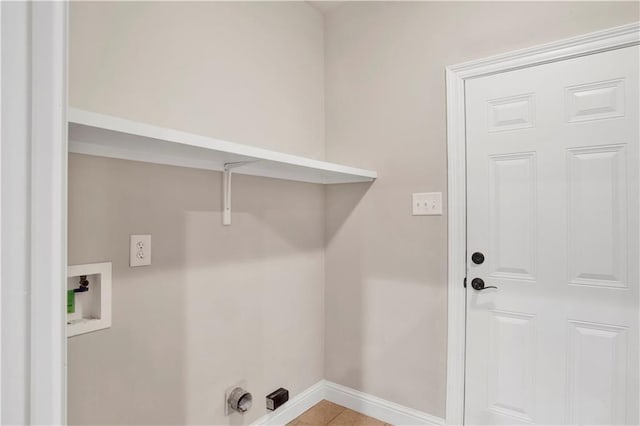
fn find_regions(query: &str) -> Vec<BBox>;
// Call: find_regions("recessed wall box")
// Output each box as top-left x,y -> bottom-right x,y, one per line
266,388 -> 289,411
67,262 -> 112,337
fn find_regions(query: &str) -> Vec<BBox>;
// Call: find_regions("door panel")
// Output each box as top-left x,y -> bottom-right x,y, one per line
487,310 -> 536,423
566,79 -> 625,122
567,145 -> 627,287
489,152 -> 537,281
566,320 -> 628,426
488,93 -> 536,132
465,46 -> 639,425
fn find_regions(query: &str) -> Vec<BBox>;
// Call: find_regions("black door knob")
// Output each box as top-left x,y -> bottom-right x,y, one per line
471,278 -> 497,291
471,252 -> 485,265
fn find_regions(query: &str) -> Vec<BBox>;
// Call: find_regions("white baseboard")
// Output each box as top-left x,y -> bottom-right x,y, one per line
253,380 -> 445,426
324,381 -> 445,426
253,380 -> 325,426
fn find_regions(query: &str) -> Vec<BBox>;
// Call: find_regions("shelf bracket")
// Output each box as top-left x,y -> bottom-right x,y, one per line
223,161 -> 256,226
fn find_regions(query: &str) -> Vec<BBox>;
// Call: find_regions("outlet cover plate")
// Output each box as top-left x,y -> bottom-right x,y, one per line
412,192 -> 443,216
130,234 -> 151,267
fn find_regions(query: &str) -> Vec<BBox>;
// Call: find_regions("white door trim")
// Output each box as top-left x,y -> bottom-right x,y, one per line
30,2 -> 68,424
1,2 -> 67,424
445,21 -> 640,425
0,3 -> 4,420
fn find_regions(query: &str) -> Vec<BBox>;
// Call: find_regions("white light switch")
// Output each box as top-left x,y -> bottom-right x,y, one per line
130,234 -> 151,267
412,192 -> 443,216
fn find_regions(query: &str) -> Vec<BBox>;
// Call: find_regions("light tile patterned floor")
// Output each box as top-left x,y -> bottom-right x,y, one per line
287,400 -> 390,426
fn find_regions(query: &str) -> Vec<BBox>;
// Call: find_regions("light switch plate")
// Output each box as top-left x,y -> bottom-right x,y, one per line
130,234 -> 151,267
412,192 -> 443,216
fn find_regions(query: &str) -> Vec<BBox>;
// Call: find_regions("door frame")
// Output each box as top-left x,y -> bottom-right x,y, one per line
1,1 -> 68,423
444,22 -> 640,425
30,3 -> 68,423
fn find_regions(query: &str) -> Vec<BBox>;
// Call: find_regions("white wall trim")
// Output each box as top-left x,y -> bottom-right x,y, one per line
444,21 -> 640,426
253,381 -> 325,426
449,22 -> 640,79
253,380 -> 445,426
324,381 -> 445,426
29,2 -> 68,424
0,3 -> 4,420
1,1 -> 67,424
444,65 -> 467,426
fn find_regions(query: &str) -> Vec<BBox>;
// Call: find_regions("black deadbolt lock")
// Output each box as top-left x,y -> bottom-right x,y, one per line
471,252 -> 485,265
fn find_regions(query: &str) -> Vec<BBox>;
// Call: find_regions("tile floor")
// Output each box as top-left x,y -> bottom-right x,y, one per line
287,400 -> 390,426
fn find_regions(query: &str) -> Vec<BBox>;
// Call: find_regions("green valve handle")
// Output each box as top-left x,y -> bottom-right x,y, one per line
67,290 -> 75,314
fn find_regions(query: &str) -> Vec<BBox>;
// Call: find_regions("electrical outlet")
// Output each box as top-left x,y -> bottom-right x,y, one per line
130,234 -> 151,267
412,192 -> 443,216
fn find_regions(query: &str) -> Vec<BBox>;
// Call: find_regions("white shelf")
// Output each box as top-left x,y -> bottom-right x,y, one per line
68,108 -> 377,184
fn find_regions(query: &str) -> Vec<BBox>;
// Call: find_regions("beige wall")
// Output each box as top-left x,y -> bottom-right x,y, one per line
70,1 -> 325,160
69,1 -> 640,424
323,1 -> 639,418
68,2 -> 325,425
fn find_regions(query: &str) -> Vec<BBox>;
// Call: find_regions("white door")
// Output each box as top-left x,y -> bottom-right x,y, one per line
465,46 -> 639,425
